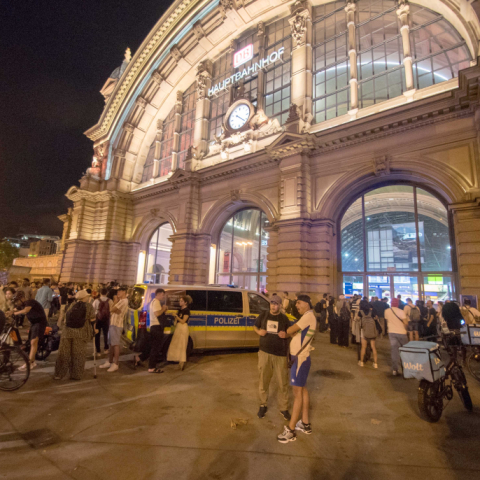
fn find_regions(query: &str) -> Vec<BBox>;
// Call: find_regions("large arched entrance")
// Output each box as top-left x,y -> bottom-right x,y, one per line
340,185 -> 455,302
144,223 -> 173,284
215,208 -> 269,292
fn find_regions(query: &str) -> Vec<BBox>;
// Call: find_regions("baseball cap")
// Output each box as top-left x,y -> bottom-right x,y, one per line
296,294 -> 312,308
270,294 -> 282,305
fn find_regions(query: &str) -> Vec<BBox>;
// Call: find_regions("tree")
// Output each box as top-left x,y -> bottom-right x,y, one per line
0,241 -> 19,272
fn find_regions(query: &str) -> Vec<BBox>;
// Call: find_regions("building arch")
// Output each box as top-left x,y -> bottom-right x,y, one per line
132,210 -> 178,250
200,191 -> 278,243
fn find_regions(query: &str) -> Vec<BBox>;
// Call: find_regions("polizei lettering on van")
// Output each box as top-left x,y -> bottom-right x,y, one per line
403,362 -> 424,371
208,47 -> 285,97
214,317 -> 240,325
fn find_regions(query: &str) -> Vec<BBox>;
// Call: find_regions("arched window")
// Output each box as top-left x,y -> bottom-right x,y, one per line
144,223 -> 173,284
264,18 -> 292,125
312,0 -> 472,124
158,107 -> 176,177
340,186 -> 454,302
216,209 -> 269,292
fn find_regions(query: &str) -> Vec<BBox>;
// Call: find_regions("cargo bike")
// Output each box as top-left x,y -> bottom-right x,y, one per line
400,330 -> 473,423
461,323 -> 480,383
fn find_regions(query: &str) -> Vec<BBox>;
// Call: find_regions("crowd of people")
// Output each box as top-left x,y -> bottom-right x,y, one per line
1,279 -> 479,444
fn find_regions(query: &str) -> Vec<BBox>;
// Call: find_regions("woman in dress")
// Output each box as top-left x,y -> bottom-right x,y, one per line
167,295 -> 192,370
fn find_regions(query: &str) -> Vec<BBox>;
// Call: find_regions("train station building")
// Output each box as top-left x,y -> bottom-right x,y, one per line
28,0 -> 480,301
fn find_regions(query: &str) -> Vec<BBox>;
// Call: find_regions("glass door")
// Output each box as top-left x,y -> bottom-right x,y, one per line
393,276 -> 420,303
423,275 -> 454,302
367,276 -> 391,301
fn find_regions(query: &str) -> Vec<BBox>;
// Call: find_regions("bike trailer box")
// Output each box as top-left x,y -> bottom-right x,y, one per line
460,324 -> 480,346
400,341 -> 445,382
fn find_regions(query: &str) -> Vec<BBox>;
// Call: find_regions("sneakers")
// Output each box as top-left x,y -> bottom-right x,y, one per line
257,405 -> 268,419
277,425 -> 296,443
392,370 -> 398,376
280,410 -> 291,421
295,420 -> 312,435
358,361 -> 364,367
373,363 -> 378,369
107,363 -> 119,373
99,361 -> 111,369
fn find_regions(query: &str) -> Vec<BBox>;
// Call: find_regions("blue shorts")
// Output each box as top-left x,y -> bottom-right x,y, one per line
290,355 -> 311,387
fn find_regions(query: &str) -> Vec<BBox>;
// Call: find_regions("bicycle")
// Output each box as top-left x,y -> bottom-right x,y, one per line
416,332 -> 473,422
0,315 -> 30,391
467,346 -> 480,382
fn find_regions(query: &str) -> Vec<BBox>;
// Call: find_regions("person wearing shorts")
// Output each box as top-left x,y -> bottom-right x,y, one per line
100,287 -> 129,373
277,294 -> 316,444
7,293 -> 47,370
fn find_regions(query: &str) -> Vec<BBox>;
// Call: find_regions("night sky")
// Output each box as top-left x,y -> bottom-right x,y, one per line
0,0 -> 170,238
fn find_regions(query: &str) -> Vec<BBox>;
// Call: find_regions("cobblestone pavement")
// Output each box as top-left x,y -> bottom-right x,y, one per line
1,333 -> 479,479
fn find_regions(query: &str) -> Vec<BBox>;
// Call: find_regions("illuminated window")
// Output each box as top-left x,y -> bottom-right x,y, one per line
264,18 -> 292,125
144,223 -> 173,284
217,209 -> 269,292
209,51 -> 232,140
178,83 -> 197,169
141,142 -> 156,183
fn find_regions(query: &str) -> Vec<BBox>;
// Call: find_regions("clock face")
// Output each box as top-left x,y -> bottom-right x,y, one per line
228,104 -> 251,130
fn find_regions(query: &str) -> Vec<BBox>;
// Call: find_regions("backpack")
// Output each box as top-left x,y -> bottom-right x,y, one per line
340,301 -> 350,322
409,306 -> 421,323
96,299 -> 110,322
66,301 -> 87,329
361,314 -> 377,339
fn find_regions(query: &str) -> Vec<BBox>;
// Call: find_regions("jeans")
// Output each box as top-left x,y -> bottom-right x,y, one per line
389,333 -> 409,372
95,320 -> 109,353
139,325 -> 165,369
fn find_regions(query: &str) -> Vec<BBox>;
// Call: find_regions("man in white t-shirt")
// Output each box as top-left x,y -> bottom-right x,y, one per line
100,287 -> 129,372
278,294 -> 316,444
384,298 -> 409,376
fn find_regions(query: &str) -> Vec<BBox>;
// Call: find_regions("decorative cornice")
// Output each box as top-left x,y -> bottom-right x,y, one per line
65,186 -> 131,203
84,0 -> 200,142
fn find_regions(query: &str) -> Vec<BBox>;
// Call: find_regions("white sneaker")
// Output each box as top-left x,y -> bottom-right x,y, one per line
358,361 -> 364,367
99,361 -> 111,369
107,363 -> 119,373
373,363 -> 378,369
392,370 -> 398,376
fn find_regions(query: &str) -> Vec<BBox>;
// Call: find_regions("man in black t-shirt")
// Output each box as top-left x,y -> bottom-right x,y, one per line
426,300 -> 438,337
254,294 -> 291,421
6,293 -> 47,370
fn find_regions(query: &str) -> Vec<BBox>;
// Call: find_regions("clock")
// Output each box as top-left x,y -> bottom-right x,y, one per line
227,103 -> 251,130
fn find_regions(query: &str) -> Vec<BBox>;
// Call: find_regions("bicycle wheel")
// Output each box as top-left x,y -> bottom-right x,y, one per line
467,351 -> 480,383
0,346 -> 30,391
457,385 -> 473,411
418,379 -> 443,422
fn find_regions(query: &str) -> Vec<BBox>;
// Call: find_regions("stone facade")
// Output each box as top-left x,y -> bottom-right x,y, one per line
42,0 -> 480,299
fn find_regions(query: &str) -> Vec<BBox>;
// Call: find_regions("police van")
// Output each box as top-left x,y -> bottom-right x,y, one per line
127,284 -> 288,356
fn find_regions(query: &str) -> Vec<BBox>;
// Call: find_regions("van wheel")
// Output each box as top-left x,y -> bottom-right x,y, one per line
187,337 -> 193,359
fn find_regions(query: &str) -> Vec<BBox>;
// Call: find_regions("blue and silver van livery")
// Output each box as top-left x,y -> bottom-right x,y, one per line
126,285 -> 294,354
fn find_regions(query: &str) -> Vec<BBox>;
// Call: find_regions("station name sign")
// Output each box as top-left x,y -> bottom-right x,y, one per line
208,45 -> 285,97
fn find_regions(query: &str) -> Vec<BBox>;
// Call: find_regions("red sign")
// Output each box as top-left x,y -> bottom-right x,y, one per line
233,44 -> 254,68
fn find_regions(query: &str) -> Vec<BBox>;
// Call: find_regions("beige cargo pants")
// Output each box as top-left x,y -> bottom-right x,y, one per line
258,350 -> 289,411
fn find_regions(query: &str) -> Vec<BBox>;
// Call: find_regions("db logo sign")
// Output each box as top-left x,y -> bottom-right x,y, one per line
233,44 -> 254,68
404,362 -> 424,371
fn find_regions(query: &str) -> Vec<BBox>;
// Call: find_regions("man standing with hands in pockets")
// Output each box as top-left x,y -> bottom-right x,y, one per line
278,294 -> 316,443
254,294 -> 291,421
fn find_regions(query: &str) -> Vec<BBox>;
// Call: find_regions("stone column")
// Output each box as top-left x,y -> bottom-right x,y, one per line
191,60 -> 212,167
450,200 -> 480,296
171,90 -> 183,172
289,0 -> 313,125
256,22 -> 266,112
345,0 -> 358,113
153,119 -> 163,179
397,0 -> 415,97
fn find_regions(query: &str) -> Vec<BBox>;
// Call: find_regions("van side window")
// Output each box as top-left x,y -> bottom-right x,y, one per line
186,290 -> 207,311
248,293 -> 270,314
208,291 -> 243,313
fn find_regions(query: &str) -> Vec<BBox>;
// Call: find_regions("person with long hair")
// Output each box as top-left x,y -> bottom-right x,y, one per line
327,297 -> 338,344
358,304 -> 378,369
167,295 -> 192,370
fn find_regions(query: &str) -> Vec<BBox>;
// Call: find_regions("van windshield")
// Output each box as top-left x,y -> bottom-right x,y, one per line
129,287 -> 146,310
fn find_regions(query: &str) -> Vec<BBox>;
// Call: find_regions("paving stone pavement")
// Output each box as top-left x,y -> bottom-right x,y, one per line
1,333 -> 479,479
